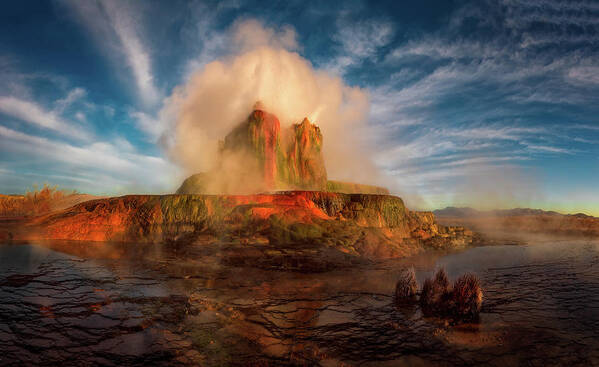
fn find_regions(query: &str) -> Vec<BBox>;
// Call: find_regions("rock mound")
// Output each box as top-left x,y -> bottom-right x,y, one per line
3,192 -> 472,259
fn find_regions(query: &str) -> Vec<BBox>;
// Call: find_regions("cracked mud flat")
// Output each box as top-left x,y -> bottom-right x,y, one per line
1,240 -> 598,366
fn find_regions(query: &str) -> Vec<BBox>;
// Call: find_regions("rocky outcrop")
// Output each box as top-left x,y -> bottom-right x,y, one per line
220,109 -> 283,190
285,118 -> 327,190
177,107 -> 387,195
3,192 -> 472,259
220,110 -> 328,191
184,108 -> 329,193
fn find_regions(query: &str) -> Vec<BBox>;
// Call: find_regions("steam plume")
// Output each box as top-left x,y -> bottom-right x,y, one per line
160,20 -> 380,189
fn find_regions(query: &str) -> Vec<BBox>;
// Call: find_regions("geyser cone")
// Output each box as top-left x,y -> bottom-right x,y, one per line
177,107 -> 329,194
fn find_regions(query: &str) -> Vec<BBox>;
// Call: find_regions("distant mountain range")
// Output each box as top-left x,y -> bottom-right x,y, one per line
434,207 -> 599,239
434,206 -> 594,219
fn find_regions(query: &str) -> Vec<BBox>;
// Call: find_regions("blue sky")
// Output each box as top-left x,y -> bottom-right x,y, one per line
1,0 -> 598,214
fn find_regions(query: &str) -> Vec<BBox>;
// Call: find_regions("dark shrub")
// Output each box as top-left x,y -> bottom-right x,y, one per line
396,267 -> 483,320
420,268 -> 451,313
449,273 -> 483,318
395,267 -> 418,304
433,268 -> 449,290
420,278 -> 435,310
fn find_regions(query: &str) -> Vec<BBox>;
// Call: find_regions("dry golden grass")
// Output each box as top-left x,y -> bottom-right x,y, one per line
0,184 -> 78,217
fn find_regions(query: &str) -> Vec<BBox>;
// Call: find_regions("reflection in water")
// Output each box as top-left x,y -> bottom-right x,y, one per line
0,240 -> 598,366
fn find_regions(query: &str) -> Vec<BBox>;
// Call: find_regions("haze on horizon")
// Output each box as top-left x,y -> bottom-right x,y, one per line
0,0 -> 598,216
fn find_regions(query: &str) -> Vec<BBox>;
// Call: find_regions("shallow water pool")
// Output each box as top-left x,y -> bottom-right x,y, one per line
0,240 -> 598,366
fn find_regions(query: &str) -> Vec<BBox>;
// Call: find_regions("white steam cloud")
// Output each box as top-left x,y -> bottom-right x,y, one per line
160,19 -> 381,185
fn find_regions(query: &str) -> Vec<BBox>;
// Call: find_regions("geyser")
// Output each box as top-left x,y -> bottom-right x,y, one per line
160,20 -> 382,189
176,105 -> 388,195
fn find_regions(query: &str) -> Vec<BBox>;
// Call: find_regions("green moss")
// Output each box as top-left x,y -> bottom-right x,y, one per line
150,195 -> 237,239
326,180 -> 390,195
160,195 -> 210,223
350,194 -> 406,227
275,137 -> 289,186
268,216 -> 324,245
248,117 -> 262,160
290,222 -> 323,240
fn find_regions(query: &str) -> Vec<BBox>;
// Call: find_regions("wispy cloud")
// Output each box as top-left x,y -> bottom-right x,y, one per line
335,19 -> 393,59
0,55 -> 71,100
526,144 -> 574,154
102,1 -> 159,106
0,96 -> 90,140
443,126 -> 545,141
365,0 -> 599,204
0,125 -> 178,193
324,15 -> 394,75
54,87 -> 86,114
573,124 -> 599,131
567,66 -> 599,85
63,0 -> 160,106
